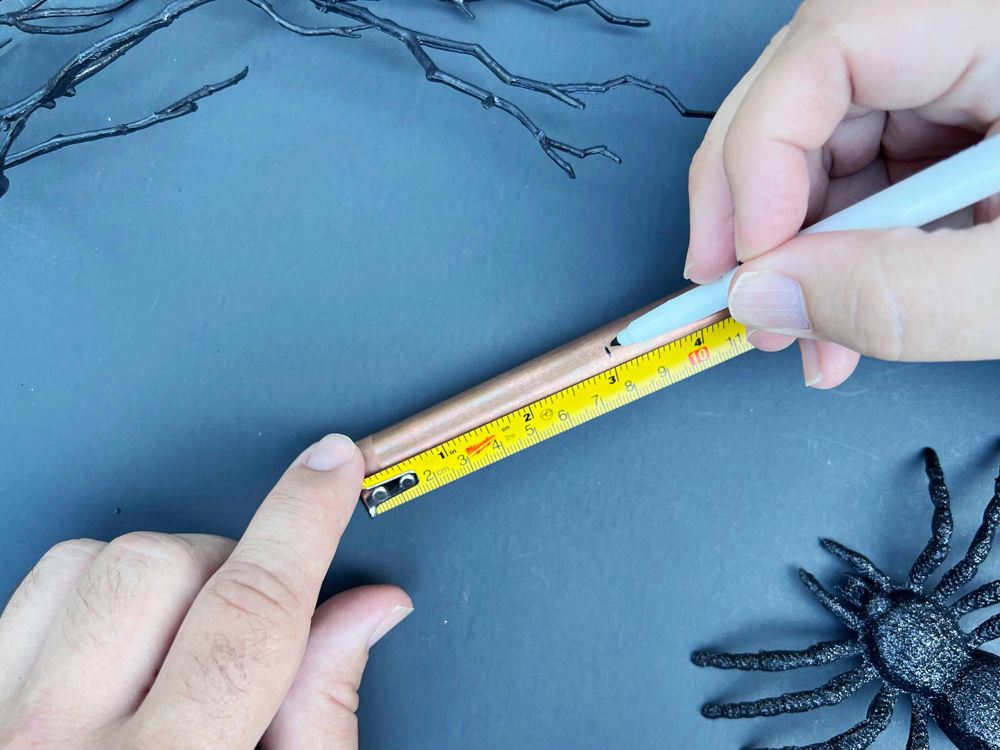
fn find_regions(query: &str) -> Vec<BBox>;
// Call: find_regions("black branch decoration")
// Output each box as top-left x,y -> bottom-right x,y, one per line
436,0 -> 652,27
1,0 -> 137,36
0,0 -> 714,199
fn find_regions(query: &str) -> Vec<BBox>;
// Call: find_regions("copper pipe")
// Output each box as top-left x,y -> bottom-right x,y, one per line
358,287 -> 728,476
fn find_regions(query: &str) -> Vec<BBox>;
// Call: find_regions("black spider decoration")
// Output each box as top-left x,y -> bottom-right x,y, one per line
692,448 -> 1000,750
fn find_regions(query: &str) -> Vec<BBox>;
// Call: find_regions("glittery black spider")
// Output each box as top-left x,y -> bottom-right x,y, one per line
692,448 -> 1000,750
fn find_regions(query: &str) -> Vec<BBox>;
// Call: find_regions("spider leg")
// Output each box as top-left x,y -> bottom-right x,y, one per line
949,580 -> 999,619
933,473 -> 999,604
799,569 -> 862,630
692,639 -> 862,672
837,573 -> 877,609
907,447 -> 954,590
906,696 -> 931,750
701,663 -> 875,719
968,612 -> 1000,648
818,539 -> 892,591
753,685 -> 898,750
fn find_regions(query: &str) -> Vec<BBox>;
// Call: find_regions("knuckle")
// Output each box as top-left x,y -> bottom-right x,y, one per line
59,534 -> 207,654
687,144 -> 714,191
767,24 -> 791,48
838,250 -> 906,360
187,533 -> 237,559
168,562 -> 315,716
104,531 -> 202,577
3,540 -> 104,617
264,485 -> 344,535
794,0 -> 842,26
205,560 -> 307,630
63,564 -> 148,653
42,538 -> 105,566
720,125 -> 757,182
172,634 -> 257,718
263,488 -> 309,515
720,124 -> 741,167
321,679 -> 361,714
264,488 -> 327,524
304,681 -> 361,739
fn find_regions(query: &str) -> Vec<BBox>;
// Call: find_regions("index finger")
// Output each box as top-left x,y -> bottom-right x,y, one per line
723,0 -> 1000,261
684,25 -> 791,284
128,434 -> 363,749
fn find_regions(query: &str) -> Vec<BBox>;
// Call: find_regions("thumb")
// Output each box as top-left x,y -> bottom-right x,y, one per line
727,221 -> 1000,362
261,585 -> 413,750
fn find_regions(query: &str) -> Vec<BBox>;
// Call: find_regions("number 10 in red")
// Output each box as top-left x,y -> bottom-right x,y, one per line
687,347 -> 710,366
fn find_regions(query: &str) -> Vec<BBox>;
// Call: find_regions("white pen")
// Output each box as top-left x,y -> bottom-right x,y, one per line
611,134 -> 1000,349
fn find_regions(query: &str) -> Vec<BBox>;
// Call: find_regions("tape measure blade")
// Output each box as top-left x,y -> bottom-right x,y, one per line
363,319 -> 751,516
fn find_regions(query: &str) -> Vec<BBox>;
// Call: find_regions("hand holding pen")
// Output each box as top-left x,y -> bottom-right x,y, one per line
681,0 -> 1000,389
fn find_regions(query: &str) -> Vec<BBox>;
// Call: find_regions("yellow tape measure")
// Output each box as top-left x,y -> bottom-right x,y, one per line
362,318 -> 751,516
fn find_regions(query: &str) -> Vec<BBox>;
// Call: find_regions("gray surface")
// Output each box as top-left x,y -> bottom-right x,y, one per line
1,2 -> 997,748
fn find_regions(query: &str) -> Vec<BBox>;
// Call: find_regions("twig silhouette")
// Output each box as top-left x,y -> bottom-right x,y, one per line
1,0 -> 714,198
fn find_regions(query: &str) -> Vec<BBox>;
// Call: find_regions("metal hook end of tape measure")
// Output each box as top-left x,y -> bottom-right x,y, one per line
359,317 -> 751,518
361,471 -> 418,517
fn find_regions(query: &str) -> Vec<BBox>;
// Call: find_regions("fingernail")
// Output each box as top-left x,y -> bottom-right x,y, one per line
305,433 -> 356,471
745,327 -> 760,349
368,605 -> 413,649
800,339 -> 824,387
728,271 -> 811,333
682,260 -> 694,280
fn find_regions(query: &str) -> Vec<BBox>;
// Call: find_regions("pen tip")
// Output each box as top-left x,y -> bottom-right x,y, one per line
609,337 -> 621,347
